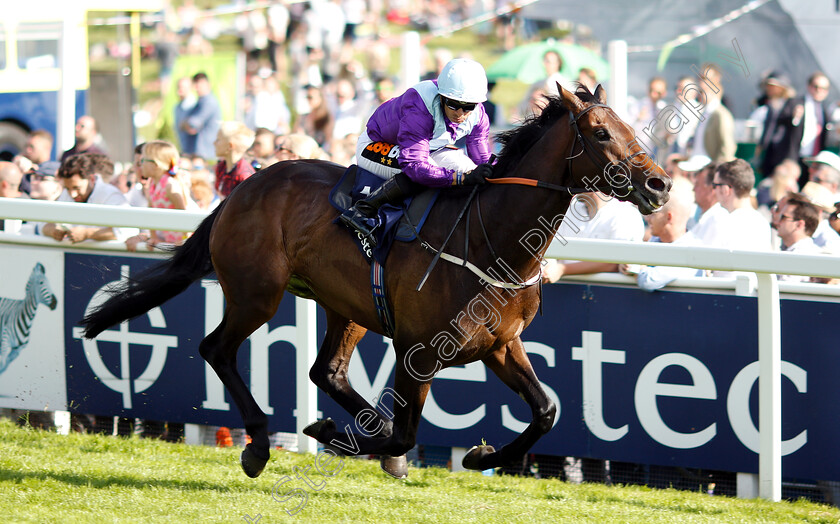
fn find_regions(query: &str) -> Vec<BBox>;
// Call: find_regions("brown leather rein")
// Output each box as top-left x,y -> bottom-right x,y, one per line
486,176 -> 588,194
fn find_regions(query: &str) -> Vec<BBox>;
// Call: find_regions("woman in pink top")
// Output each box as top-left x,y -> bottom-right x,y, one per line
126,140 -> 192,250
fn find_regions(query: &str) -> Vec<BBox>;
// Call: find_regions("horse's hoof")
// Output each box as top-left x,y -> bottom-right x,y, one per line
303,418 -> 335,441
462,445 -> 496,471
240,444 -> 270,478
380,455 -> 408,479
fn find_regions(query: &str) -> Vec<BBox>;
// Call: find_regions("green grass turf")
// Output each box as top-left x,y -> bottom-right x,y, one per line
1,419 -> 838,523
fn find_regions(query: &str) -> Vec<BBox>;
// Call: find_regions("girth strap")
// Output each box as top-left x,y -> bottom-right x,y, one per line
371,260 -> 395,338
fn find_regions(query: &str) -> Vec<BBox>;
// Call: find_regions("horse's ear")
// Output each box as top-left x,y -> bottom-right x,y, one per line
593,84 -> 607,104
558,83 -> 586,114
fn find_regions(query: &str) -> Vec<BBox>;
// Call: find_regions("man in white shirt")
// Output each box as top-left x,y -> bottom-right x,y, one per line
773,195 -> 823,282
543,192 -> 645,282
621,193 -> 704,291
709,159 -> 771,278
688,162 -> 729,246
41,153 -> 138,242
712,159 -> 772,251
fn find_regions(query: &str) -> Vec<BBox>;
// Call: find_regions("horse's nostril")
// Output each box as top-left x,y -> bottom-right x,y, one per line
646,177 -> 667,193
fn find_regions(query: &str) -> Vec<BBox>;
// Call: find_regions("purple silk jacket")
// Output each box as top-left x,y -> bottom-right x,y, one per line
365,80 -> 491,187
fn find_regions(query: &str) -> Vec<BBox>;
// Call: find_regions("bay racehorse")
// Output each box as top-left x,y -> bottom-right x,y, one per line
80,85 -> 670,478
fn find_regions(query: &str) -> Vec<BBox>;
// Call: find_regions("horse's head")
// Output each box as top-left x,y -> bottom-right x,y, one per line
558,83 -> 671,214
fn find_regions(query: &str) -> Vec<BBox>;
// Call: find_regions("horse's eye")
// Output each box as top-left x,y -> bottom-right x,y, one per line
594,129 -> 610,141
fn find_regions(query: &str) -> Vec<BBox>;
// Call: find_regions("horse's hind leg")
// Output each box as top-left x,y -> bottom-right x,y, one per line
304,361 -> 432,477
306,308 -> 396,437
304,309 -> 409,477
199,298 -> 280,478
463,336 -> 557,471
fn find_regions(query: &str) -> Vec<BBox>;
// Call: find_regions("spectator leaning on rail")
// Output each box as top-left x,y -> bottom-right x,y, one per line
19,161 -> 62,236
41,153 -> 138,243
542,192 -> 645,283
125,140 -> 194,252
339,57 -> 494,245
620,192 -> 705,291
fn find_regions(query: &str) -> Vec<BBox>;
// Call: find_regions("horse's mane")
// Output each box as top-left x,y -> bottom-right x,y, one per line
493,85 -> 599,176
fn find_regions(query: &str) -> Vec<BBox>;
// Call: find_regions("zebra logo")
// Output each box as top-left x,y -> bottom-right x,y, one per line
0,263 -> 58,375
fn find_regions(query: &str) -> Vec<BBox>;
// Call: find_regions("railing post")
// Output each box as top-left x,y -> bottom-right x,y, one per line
756,272 -> 782,501
295,297 -> 319,453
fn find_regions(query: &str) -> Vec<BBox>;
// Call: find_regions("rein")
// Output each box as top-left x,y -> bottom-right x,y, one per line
487,176 -> 588,194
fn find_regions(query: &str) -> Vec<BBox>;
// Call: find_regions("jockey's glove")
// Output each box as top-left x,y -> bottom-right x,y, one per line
460,163 -> 493,186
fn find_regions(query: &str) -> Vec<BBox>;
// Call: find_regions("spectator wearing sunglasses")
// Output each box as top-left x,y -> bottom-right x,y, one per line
708,159 -> 771,276
772,194 -> 823,282
339,57 -> 494,245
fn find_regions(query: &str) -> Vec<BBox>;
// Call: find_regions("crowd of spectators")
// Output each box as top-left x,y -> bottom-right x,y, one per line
540,60 -> 840,289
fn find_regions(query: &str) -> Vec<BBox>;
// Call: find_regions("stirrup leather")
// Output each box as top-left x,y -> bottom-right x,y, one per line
339,207 -> 380,246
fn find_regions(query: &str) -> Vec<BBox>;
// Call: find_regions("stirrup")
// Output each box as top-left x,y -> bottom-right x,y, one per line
339,209 -> 379,247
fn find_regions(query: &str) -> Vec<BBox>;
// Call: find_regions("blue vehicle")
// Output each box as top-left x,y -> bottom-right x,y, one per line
0,2 -> 161,161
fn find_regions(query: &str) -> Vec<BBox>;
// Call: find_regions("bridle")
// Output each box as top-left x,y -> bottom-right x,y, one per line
416,102 -> 650,291
488,102 -> 646,198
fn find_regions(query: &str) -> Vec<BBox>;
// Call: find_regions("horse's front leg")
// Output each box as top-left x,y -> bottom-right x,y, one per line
463,336 -> 556,471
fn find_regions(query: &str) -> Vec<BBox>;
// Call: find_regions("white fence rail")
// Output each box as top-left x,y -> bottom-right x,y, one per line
5,196 -> 840,501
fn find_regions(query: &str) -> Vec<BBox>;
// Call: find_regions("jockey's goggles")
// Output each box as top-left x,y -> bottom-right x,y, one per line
442,97 -> 477,113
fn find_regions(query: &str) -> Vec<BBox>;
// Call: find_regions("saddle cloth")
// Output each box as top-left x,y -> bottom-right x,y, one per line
330,165 -> 439,264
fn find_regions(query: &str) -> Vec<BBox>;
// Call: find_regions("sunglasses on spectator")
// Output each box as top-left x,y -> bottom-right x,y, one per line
711,182 -> 729,188
442,97 -> 476,112
830,211 -> 840,221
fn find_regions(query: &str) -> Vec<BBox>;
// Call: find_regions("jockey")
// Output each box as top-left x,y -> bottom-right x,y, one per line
340,58 -> 495,244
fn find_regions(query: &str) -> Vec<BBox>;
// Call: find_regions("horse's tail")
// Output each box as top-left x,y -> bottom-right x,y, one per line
80,201 -> 226,339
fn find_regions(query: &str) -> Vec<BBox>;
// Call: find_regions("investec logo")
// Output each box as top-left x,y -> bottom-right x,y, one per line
71,265 -> 297,414
72,265 -> 178,409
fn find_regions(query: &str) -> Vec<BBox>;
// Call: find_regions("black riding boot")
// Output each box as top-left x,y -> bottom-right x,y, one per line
339,172 -> 417,246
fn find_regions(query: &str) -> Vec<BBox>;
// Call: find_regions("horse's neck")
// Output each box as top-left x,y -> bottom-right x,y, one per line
481,120 -> 577,273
